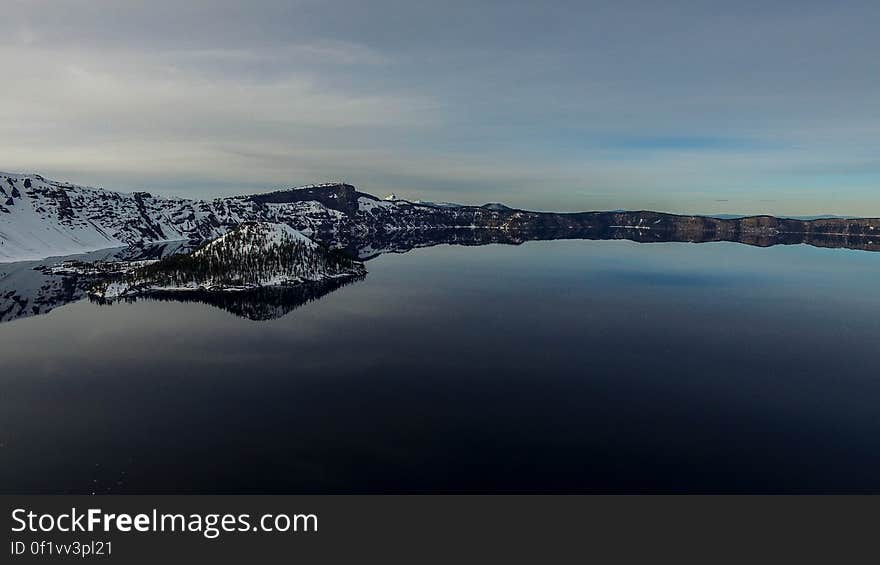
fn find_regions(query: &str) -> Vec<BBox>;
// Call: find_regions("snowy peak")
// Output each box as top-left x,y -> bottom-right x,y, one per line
0,173 -> 355,262
196,222 -> 317,257
0,172 -> 130,261
0,172 -> 242,261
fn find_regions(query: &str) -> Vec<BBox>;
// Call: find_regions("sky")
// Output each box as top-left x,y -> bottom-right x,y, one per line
1,0 -> 879,215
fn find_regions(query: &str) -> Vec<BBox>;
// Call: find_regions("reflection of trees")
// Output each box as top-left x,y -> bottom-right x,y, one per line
96,275 -> 365,321
3,225 -> 879,326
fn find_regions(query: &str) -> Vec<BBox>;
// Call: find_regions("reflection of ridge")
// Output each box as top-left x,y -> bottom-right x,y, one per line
351,227 -> 880,260
0,241 -> 197,325
92,275 -> 365,321
2,226 -> 879,325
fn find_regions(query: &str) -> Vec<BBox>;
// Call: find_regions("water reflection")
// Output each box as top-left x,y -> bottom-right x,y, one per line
2,239 -> 880,493
346,226 -> 880,258
0,241 -> 195,324
1,227 -> 879,325
92,276 -> 365,321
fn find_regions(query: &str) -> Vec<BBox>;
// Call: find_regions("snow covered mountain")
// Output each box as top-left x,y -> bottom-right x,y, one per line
0,171 -> 569,262
3,171 -> 880,265
0,173 -> 353,262
0,171 -> 524,262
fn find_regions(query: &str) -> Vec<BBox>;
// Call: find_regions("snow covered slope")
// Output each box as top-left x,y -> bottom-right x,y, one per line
196,221 -> 317,257
0,171 -> 524,263
4,171 -> 880,263
0,172 -> 236,261
1,173 -> 123,260
0,173 -> 350,262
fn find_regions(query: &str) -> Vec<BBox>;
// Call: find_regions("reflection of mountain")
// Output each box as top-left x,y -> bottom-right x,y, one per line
101,275 -> 364,321
349,224 -> 880,259
0,242 -> 194,324
2,216 -> 880,325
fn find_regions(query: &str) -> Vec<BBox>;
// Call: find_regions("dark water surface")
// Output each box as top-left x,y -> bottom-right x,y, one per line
2,240 -> 880,493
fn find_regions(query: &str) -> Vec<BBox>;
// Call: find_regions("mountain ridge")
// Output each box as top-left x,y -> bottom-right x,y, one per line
2,171 -> 879,262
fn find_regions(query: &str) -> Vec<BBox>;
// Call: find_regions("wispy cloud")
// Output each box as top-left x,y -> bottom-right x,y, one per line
600,136 -> 774,152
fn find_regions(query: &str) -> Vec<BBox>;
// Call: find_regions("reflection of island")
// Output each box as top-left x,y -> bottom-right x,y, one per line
89,223 -> 365,299
87,222 -> 367,321
2,223 -> 879,325
96,275 -> 364,321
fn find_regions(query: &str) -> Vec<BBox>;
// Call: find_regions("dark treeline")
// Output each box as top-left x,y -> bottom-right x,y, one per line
99,274 -> 366,321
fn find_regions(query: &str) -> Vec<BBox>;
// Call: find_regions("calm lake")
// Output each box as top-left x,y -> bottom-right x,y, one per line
2,239 -> 880,493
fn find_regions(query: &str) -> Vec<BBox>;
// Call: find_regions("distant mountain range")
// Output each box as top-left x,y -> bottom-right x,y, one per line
2,171 -> 879,263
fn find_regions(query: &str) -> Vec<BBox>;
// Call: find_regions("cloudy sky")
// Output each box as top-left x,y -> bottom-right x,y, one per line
2,0 -> 878,215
